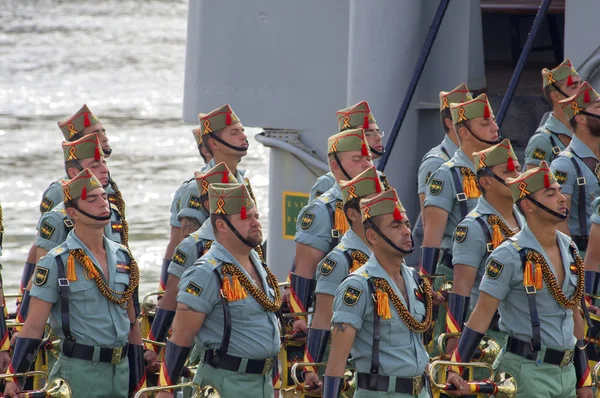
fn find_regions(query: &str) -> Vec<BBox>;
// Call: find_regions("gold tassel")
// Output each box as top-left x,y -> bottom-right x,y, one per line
334,202 -> 349,235
84,257 -> 99,280
222,276 -> 233,301
350,259 -> 362,273
462,173 -> 481,199
534,262 -> 543,290
524,260 -> 534,286
231,275 -> 247,301
67,254 -> 77,282
491,224 -> 503,249
376,289 -> 392,320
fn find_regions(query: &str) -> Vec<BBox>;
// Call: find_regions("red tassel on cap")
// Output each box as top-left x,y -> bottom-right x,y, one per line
393,206 -> 403,221
225,113 -> 232,125
363,115 -> 369,129
483,105 -> 491,119
584,90 -> 591,103
84,113 -> 90,127
221,171 -> 229,183
240,205 -> 247,220
567,75 -> 574,87
361,142 -> 369,157
544,173 -> 551,188
81,186 -> 87,200
375,180 -> 382,193
507,156 -> 515,171
94,146 -> 101,161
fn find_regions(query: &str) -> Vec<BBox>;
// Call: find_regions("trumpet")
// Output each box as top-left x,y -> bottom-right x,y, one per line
4,292 -> 23,300
288,362 -> 354,398
437,333 -> 501,365
428,360 -> 517,398
278,282 -> 290,289
593,361 -> 600,387
0,371 -> 71,398
134,382 -> 220,398
142,338 -> 166,348
141,290 -> 164,317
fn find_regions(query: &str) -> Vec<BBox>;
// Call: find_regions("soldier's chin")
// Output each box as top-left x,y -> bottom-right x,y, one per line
103,147 -> 112,157
246,234 -> 263,248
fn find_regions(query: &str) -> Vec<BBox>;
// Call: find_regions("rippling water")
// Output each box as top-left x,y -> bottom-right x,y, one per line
0,0 -> 270,305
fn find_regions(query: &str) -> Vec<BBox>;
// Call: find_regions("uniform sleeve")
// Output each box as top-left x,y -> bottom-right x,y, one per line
417,157 -> 443,195
423,167 -> 455,213
176,183 -> 209,225
524,134 -> 553,167
550,156 -> 576,196
39,183 -> 62,214
35,212 -> 68,251
176,264 -> 221,314
478,244 -> 519,301
294,202 -> 331,253
309,175 -> 335,202
168,237 -> 200,279
331,276 -> 368,331
451,218 -> 487,268
591,197 -> 600,225
29,254 -> 60,304
169,183 -> 186,228
315,251 -> 349,296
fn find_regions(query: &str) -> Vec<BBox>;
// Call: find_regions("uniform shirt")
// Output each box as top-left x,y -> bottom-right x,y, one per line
168,159 -> 214,228
35,202 -> 124,251
551,135 -> 600,238
315,229 -> 371,297
479,225 -> 579,350
423,149 -> 479,252
331,257 -> 429,377
524,113 -> 572,167
168,222 -> 215,280
451,197 -> 525,309
176,160 -> 247,225
417,135 -> 458,195
591,197 -> 600,225
309,172 -> 336,203
177,242 -> 280,359
295,184 -> 344,253
30,230 -> 132,348
40,177 -> 116,214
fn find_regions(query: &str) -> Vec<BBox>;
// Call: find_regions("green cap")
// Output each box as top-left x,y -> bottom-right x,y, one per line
199,104 -> 241,136
58,104 -> 101,141
195,162 -> 237,197
193,127 -> 203,146
208,183 -> 255,217
439,83 -> 472,111
340,166 -> 383,204
62,133 -> 105,163
542,58 -> 579,88
450,94 -> 494,125
336,101 -> 376,132
473,138 -> 518,171
559,81 -> 600,121
327,128 -> 370,156
360,188 -> 406,222
62,168 -> 103,202
506,161 -> 557,202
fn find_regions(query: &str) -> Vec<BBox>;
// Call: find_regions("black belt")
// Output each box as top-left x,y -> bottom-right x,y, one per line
356,373 -> 425,395
572,235 -> 589,252
61,340 -> 128,365
439,250 -> 453,269
506,337 -> 574,367
203,350 -> 275,375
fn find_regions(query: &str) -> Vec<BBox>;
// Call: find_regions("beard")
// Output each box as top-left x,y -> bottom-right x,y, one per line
244,231 -> 263,248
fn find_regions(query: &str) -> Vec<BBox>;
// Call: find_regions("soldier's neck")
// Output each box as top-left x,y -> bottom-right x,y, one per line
73,227 -> 106,254
221,239 -> 252,264
460,143 -> 477,163
484,194 -> 515,224
447,129 -> 460,147
576,130 -> 600,159
528,218 -> 558,249
215,154 -> 240,175
552,108 -> 572,132
354,224 -> 368,245
375,251 -> 403,279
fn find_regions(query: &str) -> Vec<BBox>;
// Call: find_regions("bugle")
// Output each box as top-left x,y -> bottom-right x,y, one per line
134,382 -> 220,398
4,292 -> 23,300
437,333 -> 501,365
0,371 -> 71,398
593,361 -> 600,387
288,362 -> 353,398
141,290 -> 164,316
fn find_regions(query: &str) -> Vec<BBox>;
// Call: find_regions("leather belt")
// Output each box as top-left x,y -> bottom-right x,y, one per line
439,250 -> 453,269
506,337 -> 574,367
62,340 -> 128,365
356,373 -> 425,395
203,350 -> 275,376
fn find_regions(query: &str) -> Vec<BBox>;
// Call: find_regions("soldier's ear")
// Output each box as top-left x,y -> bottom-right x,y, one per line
444,117 -> 454,131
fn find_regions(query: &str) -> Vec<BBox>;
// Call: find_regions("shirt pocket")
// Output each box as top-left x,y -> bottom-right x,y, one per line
68,279 -> 95,313
114,272 -> 130,293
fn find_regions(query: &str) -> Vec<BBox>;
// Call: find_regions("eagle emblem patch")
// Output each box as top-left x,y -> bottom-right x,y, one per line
40,222 -> 55,240
454,226 -> 468,243
188,194 -> 203,211
554,170 -> 568,185
485,259 -> 504,279
301,212 -> 315,230
173,249 -> 188,266
40,197 -> 54,213
532,148 -> 546,161
319,257 -> 337,276
185,282 -> 203,296
34,266 -> 49,286
429,179 -> 444,196
343,286 -> 362,306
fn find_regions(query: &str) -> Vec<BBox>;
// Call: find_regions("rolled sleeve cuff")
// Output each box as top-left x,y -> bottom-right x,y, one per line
168,262 -> 185,279
315,280 -> 338,296
170,213 -> 182,228
176,292 -> 212,314
30,286 -> 59,304
35,237 -> 60,252
525,157 -> 542,167
331,311 -> 363,331
294,231 -> 330,253
423,197 -> 453,213
452,253 -> 482,269
177,208 -> 208,224
479,282 -> 509,301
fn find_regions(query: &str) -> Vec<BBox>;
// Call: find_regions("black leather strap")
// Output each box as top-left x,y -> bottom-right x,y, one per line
62,339 -> 128,363
356,373 -> 425,394
474,217 -> 493,253
518,249 -> 541,351
547,130 -> 562,156
440,144 -> 450,159
506,337 -> 571,366
450,167 -> 468,218
203,350 -> 275,375
325,201 -> 340,250
367,278 -> 380,390
55,255 -> 74,342
568,156 -> 589,244
212,268 -> 231,357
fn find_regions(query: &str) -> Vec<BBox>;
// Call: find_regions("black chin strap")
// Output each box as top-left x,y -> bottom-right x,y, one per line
332,152 -> 352,180
367,220 -> 414,255
370,147 -> 384,157
209,132 -> 249,152
74,206 -> 112,222
580,110 -> 600,122
524,197 -> 569,220
480,168 -> 507,187
551,83 -> 569,98
103,148 -> 113,156
221,216 -> 255,248
464,124 -> 500,146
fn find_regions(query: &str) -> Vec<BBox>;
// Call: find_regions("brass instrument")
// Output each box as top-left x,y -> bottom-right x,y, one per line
0,371 -> 71,397
437,333 -> 501,365
286,362 -> 354,398
141,290 -> 164,316
142,338 -> 166,348
428,360 -> 517,398
134,382 -> 220,398
592,361 -> 600,387
278,282 -> 290,289
4,292 -> 23,299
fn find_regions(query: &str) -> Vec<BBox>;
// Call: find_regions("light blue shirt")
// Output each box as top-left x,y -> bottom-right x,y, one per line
524,113 -> 572,167
417,134 -> 458,195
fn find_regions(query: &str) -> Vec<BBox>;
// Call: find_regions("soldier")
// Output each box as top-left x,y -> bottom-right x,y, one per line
155,183 -> 281,398
550,82 -> 600,255
584,197 -> 600,280
4,170 -> 145,398
159,127 -> 212,293
323,188 -> 433,398
302,166 -> 383,389
446,162 -> 592,398
417,83 -> 471,228
0,204 -> 10,372
445,139 -> 524,357
524,59 -> 581,169
309,101 -> 388,202
289,128 -> 373,332
421,94 -> 499,351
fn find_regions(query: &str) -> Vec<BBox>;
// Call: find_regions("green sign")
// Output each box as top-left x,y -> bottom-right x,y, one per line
283,191 -> 309,239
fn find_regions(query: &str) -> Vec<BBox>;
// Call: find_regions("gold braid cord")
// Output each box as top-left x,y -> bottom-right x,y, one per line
221,263 -> 282,312
349,250 -> 369,273
109,179 -> 130,248
245,178 -> 257,204
372,277 -> 433,333
70,249 -> 139,306
203,240 -> 213,255
380,174 -> 391,191
254,245 -> 265,262
487,215 -> 515,238
527,249 -> 584,309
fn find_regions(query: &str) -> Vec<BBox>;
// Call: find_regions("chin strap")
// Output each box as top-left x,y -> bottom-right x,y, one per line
575,339 -> 592,389
332,152 -> 352,181
5,337 -> 42,385
370,146 -> 384,157
128,344 -> 147,394
464,124 -> 500,146
221,216 -> 255,248
479,167 -> 507,186
74,206 -> 112,221
522,197 -> 569,220
208,132 -> 249,152
366,220 -> 414,255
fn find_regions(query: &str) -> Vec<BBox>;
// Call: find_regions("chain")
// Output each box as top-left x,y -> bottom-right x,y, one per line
527,248 -> 584,309
349,250 -> 369,273
109,178 -> 129,249
244,178 -> 257,204
70,249 -> 139,306
372,277 -> 433,333
380,173 -> 391,191
487,215 -> 515,238
203,240 -> 213,256
221,263 -> 282,312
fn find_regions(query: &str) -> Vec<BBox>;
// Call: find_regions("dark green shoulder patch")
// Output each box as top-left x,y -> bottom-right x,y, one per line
187,194 -> 203,211
301,212 -> 315,230
532,147 -> 546,161
173,249 -> 188,265
554,170 -> 568,185
40,221 -> 55,240
34,266 -> 49,286
342,286 -> 362,306
185,281 -> 203,296
454,226 -> 468,243
429,179 -> 444,196
485,259 -> 504,279
40,197 -> 54,213
319,257 -> 337,276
